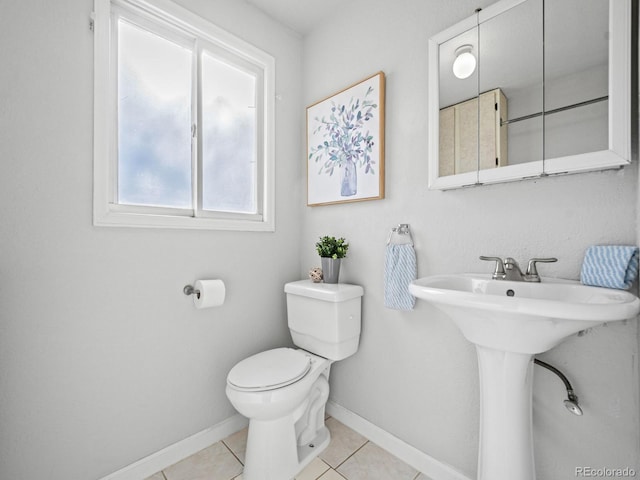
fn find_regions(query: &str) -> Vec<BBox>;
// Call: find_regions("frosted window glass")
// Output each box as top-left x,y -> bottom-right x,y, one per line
117,20 -> 192,209
201,52 -> 257,214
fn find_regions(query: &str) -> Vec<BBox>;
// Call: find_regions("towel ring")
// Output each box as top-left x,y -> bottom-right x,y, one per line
387,224 -> 414,246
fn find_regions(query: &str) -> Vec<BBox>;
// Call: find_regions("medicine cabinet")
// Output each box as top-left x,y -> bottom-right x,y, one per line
428,0 -> 637,190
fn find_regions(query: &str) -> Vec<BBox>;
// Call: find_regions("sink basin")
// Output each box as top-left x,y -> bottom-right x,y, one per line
409,273 -> 640,480
409,273 -> 640,354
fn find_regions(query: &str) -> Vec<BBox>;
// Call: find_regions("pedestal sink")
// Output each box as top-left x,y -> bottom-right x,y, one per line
409,274 -> 640,480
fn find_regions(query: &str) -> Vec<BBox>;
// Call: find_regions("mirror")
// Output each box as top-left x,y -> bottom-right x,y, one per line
428,0 -> 636,190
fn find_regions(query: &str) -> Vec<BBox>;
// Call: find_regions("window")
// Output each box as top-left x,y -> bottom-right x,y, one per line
93,0 -> 275,230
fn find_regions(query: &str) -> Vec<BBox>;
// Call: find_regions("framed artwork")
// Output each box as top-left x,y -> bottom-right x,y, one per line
306,72 -> 385,206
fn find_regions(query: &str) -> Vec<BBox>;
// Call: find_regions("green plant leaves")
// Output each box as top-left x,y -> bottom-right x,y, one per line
315,236 -> 349,259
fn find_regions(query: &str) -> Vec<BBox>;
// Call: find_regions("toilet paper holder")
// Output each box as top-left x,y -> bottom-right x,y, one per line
183,285 -> 201,299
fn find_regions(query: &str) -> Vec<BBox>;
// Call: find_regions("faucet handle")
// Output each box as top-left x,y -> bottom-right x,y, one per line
526,258 -> 558,279
480,256 -> 506,279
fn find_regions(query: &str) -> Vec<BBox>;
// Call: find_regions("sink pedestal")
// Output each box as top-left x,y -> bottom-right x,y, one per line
476,346 -> 535,480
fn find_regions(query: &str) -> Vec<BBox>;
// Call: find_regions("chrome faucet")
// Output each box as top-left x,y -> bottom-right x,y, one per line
480,256 -> 557,282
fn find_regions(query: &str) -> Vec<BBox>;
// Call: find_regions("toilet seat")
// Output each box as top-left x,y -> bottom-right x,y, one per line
227,348 -> 311,392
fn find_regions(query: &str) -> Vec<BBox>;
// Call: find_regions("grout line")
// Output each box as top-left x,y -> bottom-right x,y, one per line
221,439 -> 245,467
320,468 -> 347,480
310,459 -> 331,480
333,439 -> 370,470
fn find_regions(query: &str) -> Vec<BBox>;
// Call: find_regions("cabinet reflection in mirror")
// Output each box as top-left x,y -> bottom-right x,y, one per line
439,88 -> 508,176
427,0 -> 637,190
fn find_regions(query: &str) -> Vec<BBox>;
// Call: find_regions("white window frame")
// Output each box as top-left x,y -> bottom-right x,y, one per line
93,0 -> 275,231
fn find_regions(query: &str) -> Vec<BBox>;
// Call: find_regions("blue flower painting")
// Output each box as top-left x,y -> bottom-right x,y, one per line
307,72 -> 385,206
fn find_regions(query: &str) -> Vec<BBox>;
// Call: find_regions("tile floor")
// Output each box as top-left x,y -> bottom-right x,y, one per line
145,417 -> 434,480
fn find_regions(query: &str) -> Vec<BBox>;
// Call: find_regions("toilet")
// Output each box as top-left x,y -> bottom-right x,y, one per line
225,279 -> 364,480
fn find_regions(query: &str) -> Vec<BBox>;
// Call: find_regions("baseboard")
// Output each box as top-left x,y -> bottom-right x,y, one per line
98,414 -> 249,480
326,401 -> 473,480
99,402 -> 470,480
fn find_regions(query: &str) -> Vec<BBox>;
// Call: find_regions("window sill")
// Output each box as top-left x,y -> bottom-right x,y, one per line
93,205 -> 274,232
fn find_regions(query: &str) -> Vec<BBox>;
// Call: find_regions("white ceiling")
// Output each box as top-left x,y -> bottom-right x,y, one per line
244,0 -> 346,35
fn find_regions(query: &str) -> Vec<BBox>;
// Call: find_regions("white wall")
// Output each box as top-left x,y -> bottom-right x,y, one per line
301,0 -> 639,478
0,1 -> 302,479
2,1 -> 638,479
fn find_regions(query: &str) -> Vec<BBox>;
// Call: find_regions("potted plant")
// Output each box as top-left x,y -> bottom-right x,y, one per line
315,236 -> 349,283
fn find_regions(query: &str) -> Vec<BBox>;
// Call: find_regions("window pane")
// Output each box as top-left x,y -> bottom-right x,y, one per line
201,52 -> 257,214
117,20 -> 192,209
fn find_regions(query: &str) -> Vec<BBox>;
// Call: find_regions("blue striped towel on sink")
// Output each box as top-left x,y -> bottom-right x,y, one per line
580,245 -> 639,290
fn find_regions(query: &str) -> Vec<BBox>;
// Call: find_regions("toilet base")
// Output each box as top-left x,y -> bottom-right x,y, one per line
297,426 -> 330,471
241,373 -> 331,480
243,421 -> 330,480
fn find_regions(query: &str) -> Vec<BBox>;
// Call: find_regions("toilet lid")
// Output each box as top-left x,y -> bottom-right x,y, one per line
227,348 -> 311,392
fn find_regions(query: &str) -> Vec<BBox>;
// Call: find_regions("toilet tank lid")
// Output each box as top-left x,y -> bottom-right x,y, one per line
284,279 -> 364,302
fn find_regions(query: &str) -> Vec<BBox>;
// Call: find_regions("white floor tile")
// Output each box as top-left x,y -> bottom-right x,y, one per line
143,473 -> 165,480
163,441 -> 242,480
318,469 -> 347,480
222,427 -> 248,464
295,457 -> 331,480
414,474 -> 435,480
319,417 -> 367,468
336,441 -> 418,480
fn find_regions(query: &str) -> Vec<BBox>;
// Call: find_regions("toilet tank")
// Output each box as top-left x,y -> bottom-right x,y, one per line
284,280 -> 363,361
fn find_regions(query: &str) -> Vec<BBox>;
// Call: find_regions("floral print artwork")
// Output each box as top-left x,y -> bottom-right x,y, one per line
307,72 -> 385,206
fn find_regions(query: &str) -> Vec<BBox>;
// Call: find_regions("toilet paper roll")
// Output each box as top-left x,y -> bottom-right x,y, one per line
193,279 -> 226,309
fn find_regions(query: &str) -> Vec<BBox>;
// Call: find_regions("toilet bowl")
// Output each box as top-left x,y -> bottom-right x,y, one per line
226,348 -> 332,479
225,280 -> 363,480
226,348 -> 330,421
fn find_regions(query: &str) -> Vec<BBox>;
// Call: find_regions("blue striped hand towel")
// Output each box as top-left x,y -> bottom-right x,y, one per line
580,245 -> 639,290
384,244 -> 417,310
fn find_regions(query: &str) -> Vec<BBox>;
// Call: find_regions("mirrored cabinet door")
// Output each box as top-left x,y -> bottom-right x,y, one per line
438,25 -> 480,184
478,0 -> 543,184
543,0 -> 609,161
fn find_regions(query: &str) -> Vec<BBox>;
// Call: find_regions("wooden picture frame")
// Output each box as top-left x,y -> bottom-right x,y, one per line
306,72 -> 385,206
